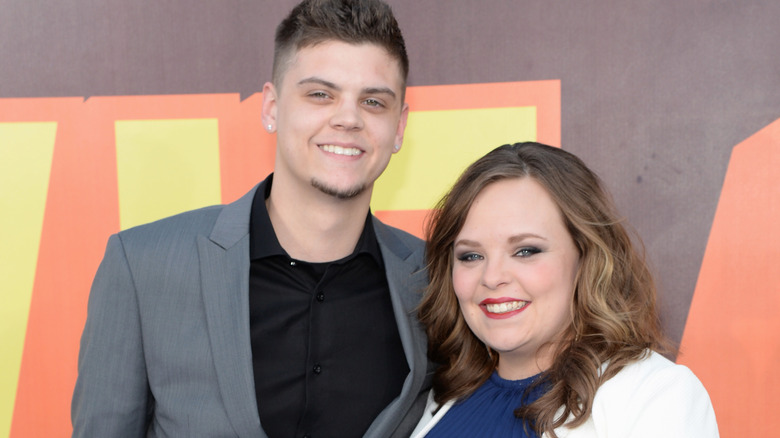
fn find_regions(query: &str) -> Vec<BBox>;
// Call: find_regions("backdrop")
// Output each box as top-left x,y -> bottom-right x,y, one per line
1,1 -> 778,436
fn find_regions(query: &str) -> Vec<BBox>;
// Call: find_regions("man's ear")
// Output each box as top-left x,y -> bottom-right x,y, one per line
262,82 -> 278,133
393,102 -> 409,154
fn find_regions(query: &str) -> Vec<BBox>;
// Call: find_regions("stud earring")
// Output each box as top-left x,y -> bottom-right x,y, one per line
393,144 -> 400,151
267,124 -> 273,131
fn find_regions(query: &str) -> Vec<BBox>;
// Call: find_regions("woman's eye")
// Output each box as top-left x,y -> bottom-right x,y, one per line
456,253 -> 482,262
515,247 -> 541,258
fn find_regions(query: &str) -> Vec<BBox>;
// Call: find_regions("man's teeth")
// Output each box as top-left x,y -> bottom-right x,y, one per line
320,144 -> 362,156
485,301 -> 528,314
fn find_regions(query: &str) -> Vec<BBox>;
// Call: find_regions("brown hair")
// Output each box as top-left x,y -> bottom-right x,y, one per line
419,142 -> 670,436
273,0 -> 409,92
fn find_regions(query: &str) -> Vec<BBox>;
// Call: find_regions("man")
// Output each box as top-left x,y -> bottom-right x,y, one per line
71,1 -> 430,436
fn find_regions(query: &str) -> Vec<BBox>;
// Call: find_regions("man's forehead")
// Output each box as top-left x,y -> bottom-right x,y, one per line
279,40 -> 405,88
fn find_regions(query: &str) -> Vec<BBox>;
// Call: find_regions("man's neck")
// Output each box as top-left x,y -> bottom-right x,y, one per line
266,181 -> 372,263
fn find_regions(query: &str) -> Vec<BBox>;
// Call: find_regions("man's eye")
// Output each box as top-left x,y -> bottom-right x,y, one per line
309,91 -> 330,99
363,98 -> 384,107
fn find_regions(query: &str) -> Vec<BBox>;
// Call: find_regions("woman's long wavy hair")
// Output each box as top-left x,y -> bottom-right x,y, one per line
418,142 -> 671,437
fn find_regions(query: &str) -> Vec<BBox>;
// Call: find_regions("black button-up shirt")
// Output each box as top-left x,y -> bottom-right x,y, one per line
249,175 -> 409,438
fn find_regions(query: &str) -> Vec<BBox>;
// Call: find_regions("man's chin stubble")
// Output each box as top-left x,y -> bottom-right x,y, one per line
311,179 -> 365,200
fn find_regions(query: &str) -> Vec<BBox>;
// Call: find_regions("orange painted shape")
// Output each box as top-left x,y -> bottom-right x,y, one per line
677,118 -> 780,437
217,93 -> 275,203
10,98 -> 120,438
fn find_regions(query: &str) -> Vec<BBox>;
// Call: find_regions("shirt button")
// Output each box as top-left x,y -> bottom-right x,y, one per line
290,260 -> 296,266
313,363 -> 322,374
316,291 -> 325,302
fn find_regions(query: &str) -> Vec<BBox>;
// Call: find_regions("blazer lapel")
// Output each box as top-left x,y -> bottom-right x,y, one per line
198,184 -> 266,438
366,218 -> 429,437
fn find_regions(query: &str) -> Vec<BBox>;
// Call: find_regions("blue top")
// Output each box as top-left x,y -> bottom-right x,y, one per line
425,371 -> 548,437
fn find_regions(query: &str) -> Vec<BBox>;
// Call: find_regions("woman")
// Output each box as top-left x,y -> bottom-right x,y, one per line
412,142 -> 718,437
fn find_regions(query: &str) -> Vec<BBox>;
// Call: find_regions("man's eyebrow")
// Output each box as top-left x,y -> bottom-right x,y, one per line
363,87 -> 397,99
297,77 -> 397,100
298,77 -> 340,90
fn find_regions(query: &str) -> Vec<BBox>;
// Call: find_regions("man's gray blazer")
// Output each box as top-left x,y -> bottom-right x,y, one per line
72,181 -> 431,437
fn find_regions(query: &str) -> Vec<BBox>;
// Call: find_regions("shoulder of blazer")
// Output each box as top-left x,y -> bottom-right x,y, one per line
208,182 -> 260,249
372,216 -> 425,263
114,182 -> 261,255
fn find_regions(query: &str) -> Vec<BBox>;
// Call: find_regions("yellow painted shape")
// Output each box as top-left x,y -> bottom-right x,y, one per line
372,107 -> 536,212
0,122 -> 57,438
115,119 -> 222,230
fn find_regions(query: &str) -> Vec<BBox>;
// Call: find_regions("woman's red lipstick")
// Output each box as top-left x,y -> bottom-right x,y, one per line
479,298 -> 530,319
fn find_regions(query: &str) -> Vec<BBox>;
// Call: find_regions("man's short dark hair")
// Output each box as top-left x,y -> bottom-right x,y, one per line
273,0 -> 409,91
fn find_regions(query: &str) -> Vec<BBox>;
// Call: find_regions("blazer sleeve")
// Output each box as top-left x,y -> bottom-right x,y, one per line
72,234 -> 151,437
580,352 -> 720,438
